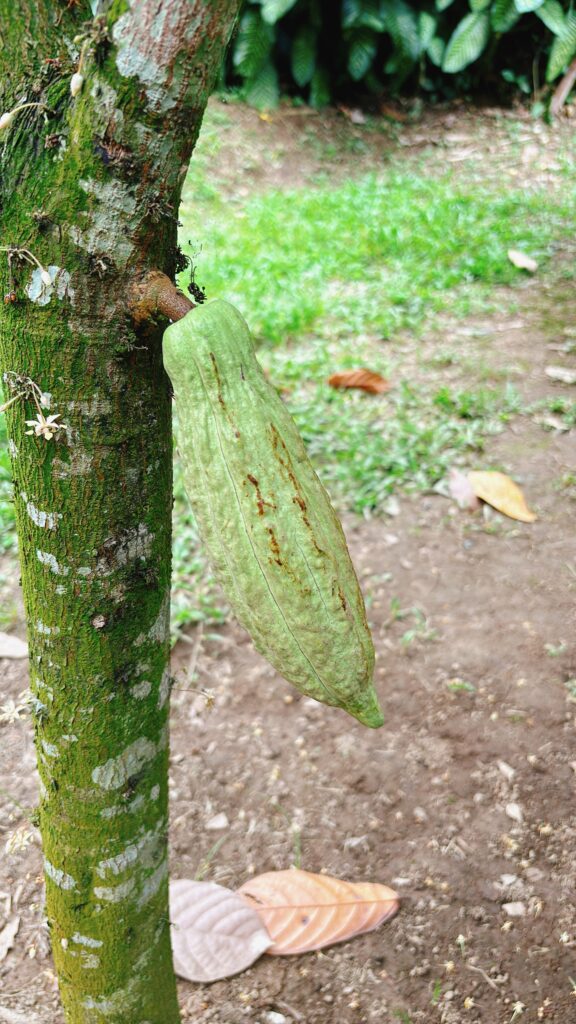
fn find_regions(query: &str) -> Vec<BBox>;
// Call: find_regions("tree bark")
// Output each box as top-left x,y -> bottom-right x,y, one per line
0,2 -> 240,1021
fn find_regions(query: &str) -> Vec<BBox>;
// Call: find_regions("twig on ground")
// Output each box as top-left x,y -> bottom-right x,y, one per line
466,962 -> 499,991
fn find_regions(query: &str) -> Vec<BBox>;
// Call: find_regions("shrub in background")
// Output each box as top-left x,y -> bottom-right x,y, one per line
229,0 -> 576,108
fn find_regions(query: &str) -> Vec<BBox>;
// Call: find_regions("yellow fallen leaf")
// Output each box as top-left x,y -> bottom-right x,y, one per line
467,471 -> 536,523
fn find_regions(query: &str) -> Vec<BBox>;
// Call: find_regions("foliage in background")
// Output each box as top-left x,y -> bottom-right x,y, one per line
229,0 -> 576,108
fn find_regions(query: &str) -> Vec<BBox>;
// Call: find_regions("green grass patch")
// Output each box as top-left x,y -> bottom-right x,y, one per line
0,416 -> 15,552
180,163 -> 575,345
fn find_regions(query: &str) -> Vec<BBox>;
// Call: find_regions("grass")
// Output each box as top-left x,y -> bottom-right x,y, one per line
0,417 -> 15,552
180,146 -> 575,346
1,102 -> 575,629
171,463 -> 229,636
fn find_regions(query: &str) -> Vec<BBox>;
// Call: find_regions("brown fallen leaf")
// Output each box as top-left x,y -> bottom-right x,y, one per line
238,868 -> 399,955
467,471 -> 536,523
328,369 -> 390,395
507,249 -> 538,273
170,879 -> 271,982
448,468 -> 481,511
380,103 -> 410,123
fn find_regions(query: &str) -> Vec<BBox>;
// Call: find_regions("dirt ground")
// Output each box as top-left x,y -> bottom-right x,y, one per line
1,103 -> 575,1024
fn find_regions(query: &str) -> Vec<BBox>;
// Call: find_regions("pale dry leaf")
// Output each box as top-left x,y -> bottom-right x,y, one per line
507,249 -> 538,273
498,760 -> 515,782
170,879 -> 271,982
205,813 -> 229,832
467,471 -> 536,524
338,105 -> 367,125
545,365 -> 576,385
448,468 -> 481,511
238,868 -> 399,955
533,414 -> 570,433
505,802 -> 524,824
503,901 -> 526,917
0,915 -> 20,962
0,633 -> 28,660
327,369 -> 390,395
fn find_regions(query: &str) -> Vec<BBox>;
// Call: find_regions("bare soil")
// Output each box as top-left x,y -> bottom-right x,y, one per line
0,102 -> 575,1024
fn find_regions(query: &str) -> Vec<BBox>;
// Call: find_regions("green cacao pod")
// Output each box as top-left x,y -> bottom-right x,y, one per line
163,299 -> 383,728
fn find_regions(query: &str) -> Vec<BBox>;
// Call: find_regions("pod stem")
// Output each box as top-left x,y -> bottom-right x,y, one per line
129,270 -> 194,326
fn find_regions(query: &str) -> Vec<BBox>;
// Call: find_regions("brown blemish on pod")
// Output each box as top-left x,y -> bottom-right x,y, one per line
269,426 -> 324,557
246,474 -> 276,516
209,352 -> 225,410
267,527 -> 283,566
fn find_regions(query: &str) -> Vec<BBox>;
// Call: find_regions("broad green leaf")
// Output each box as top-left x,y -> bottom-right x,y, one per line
491,0 -> 521,32
233,11 -> 273,77
245,61 -> 280,109
546,11 -> 576,80
536,0 -> 566,35
470,0 -> 491,10
427,36 -> 445,66
309,66 -> 331,108
418,11 -> 437,51
513,0 -> 545,11
261,0 -> 298,25
343,0 -> 386,30
442,11 -> 490,73
291,26 -> 316,86
342,0 -> 362,27
348,30 -> 378,80
436,0 -> 456,9
383,0 -> 422,60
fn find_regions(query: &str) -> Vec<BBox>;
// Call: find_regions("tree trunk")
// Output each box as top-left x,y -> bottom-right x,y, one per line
0,2 -> 240,1021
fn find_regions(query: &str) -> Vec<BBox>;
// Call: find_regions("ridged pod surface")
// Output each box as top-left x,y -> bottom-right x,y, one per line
163,300 -> 383,728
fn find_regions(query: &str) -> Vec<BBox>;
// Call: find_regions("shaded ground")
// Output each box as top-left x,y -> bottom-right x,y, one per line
0,102 -> 575,1024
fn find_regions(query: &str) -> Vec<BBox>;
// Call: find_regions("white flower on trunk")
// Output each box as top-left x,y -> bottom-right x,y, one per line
26,412 -> 67,441
0,102 -> 45,132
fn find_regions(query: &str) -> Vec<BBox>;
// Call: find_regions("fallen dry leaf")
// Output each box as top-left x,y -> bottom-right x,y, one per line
328,369 -> 390,395
380,103 -> 410,123
507,249 -> 538,273
238,868 -> 399,955
545,365 -> 576,385
0,916 -> 20,962
338,105 -> 367,125
533,413 -> 570,433
467,471 -> 536,523
448,468 -> 481,511
0,633 -> 28,660
170,879 -> 271,982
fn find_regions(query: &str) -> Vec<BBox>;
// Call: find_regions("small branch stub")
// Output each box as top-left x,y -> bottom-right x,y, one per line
129,271 -> 194,327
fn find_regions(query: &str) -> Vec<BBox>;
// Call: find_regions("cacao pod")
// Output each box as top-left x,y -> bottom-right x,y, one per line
163,300 -> 383,728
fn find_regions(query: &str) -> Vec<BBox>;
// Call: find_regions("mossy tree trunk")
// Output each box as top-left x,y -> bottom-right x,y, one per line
0,2 -> 240,1021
